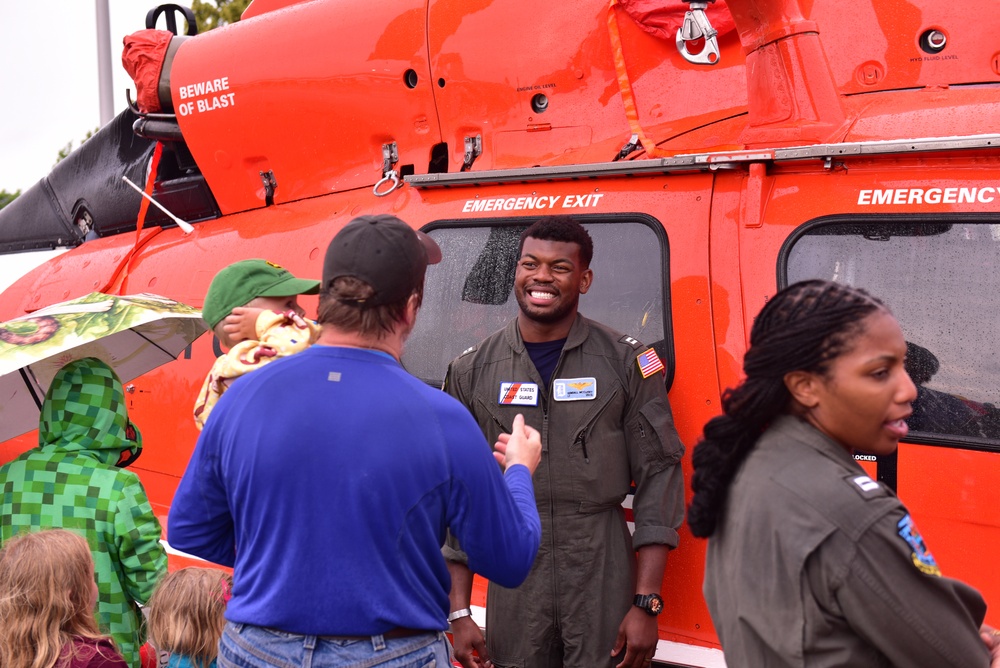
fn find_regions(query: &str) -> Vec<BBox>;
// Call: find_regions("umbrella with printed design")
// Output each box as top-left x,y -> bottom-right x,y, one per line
0,292 -> 208,442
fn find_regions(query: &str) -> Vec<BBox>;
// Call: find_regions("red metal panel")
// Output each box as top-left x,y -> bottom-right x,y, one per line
426,0 -> 748,170
170,0 -> 440,214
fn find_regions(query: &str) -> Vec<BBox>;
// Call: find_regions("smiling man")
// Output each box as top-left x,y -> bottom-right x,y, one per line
443,216 -> 686,668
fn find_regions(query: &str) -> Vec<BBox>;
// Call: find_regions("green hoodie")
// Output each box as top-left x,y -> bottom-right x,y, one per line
0,357 -> 167,668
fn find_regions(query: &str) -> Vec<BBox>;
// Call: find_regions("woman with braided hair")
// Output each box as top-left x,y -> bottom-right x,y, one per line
690,279 -> 1000,667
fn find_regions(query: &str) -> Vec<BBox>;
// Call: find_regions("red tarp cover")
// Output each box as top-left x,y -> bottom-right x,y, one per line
619,0 -> 735,41
121,29 -> 173,114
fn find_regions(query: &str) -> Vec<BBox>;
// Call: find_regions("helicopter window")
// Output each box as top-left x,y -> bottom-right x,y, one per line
402,216 -> 671,389
784,218 -> 1000,448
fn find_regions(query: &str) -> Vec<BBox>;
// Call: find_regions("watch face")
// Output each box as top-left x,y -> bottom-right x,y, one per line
649,596 -> 663,614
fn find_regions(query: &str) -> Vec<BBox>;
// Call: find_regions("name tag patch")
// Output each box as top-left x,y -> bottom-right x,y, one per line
498,382 -> 539,406
552,377 -> 597,401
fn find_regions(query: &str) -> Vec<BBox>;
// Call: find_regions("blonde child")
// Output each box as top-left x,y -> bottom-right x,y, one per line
0,529 -> 128,668
146,568 -> 233,668
194,259 -> 321,429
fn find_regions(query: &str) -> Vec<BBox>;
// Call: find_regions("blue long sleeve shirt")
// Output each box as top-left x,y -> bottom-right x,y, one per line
168,345 -> 540,635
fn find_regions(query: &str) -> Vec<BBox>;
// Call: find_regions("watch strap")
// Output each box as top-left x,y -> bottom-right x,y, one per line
633,593 -> 664,616
447,608 -> 473,623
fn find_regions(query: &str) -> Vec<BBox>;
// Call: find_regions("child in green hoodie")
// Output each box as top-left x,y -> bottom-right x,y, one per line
0,357 -> 167,668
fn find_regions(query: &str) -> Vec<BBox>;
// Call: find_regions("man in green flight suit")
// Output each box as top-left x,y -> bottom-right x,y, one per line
0,357 -> 167,668
444,216 -> 685,668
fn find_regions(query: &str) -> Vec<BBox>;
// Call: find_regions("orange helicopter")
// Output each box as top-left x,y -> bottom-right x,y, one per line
2,0 -> 1000,665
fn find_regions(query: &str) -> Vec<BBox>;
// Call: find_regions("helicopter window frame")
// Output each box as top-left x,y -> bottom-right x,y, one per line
402,212 -> 675,391
778,213 -> 1000,453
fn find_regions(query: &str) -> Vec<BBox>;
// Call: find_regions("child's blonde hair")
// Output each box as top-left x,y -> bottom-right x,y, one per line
146,568 -> 232,667
0,529 -> 107,668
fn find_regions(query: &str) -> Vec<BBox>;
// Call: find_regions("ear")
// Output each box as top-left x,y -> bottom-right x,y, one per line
405,293 -> 421,325
578,267 -> 594,295
784,370 -> 822,409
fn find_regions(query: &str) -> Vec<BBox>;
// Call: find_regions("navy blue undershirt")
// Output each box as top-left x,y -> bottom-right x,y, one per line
524,338 -> 567,388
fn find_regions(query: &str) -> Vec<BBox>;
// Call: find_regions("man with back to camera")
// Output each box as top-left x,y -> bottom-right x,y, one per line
167,214 -> 544,668
444,216 -> 686,668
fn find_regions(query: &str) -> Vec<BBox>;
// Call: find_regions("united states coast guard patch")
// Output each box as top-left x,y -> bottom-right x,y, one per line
498,382 -> 539,406
897,514 -> 941,576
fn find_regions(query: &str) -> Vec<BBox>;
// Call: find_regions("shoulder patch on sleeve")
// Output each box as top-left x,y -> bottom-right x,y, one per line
897,513 -> 942,576
618,334 -> 644,350
636,348 -> 665,378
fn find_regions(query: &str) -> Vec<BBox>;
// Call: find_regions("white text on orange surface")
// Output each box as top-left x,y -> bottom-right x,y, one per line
857,187 -> 996,205
177,77 -> 235,116
462,194 -> 604,213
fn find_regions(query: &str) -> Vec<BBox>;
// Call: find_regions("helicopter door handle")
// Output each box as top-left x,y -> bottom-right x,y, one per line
461,135 -> 482,172
374,142 -> 401,197
373,172 -> 401,197
676,1 -> 720,65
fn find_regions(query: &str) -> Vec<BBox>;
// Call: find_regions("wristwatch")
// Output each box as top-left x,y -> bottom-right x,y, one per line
633,593 -> 664,616
447,608 -> 473,623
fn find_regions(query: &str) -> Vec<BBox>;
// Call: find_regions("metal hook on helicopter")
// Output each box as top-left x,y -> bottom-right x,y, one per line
676,1 -> 721,65
374,141 -> 402,197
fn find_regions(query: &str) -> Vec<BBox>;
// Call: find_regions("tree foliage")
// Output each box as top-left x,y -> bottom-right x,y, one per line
0,190 -> 20,211
192,0 -> 253,33
34,1 -> 250,195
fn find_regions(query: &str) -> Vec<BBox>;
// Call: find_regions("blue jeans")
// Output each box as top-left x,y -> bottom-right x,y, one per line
218,622 -> 452,668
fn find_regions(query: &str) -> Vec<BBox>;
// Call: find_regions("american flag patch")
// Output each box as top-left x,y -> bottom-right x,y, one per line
637,350 -> 664,378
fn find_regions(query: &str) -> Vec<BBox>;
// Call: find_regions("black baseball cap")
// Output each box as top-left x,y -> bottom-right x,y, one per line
323,215 -> 442,306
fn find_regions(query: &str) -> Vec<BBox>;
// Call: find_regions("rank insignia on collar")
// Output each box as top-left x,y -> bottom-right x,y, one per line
619,334 -> 643,349
852,475 -> 880,493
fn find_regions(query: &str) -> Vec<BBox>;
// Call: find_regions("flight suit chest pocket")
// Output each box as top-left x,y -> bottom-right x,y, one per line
570,387 -> 620,462
566,388 -> 631,505
628,396 -> 684,472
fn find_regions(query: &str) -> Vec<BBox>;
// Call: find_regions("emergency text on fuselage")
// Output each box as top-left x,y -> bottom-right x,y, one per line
462,194 -> 604,213
176,77 -> 236,116
857,187 -> 998,206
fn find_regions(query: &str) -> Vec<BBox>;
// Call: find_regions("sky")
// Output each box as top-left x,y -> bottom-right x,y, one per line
0,1 -> 193,194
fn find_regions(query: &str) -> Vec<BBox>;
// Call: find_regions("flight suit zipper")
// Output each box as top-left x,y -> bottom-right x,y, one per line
572,387 -> 619,464
575,432 -> 589,461
475,398 -> 513,435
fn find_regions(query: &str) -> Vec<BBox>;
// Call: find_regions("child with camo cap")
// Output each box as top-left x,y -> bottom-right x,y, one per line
194,259 -> 320,429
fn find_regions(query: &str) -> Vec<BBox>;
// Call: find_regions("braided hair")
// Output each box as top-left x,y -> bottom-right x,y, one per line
687,280 -> 887,538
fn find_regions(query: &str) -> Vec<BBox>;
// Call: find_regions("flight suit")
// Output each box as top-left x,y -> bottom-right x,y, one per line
444,315 -> 685,668
704,414 -> 990,668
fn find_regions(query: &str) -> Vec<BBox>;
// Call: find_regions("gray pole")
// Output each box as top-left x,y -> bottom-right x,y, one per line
95,0 -> 114,126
